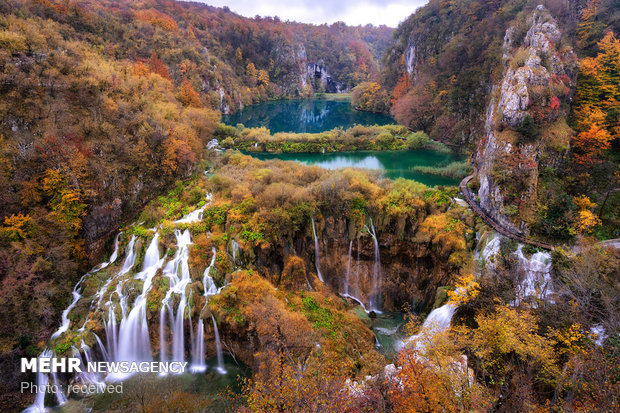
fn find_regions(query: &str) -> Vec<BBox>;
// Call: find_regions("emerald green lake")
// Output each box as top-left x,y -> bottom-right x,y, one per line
223,98 -> 395,133
245,150 -> 464,187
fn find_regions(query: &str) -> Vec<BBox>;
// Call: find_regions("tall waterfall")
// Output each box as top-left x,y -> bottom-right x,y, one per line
160,229 -> 193,365
344,240 -> 353,295
23,350 -> 52,413
109,234 -> 163,380
341,238 -> 369,312
212,315 -> 227,374
311,217 -> 324,282
365,218 -> 382,312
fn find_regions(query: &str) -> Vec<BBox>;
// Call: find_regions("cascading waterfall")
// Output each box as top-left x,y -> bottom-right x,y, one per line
160,229 -> 193,366
51,273 -> 88,340
512,245 -> 553,306
27,200 -> 232,411
119,235 -> 137,275
365,218 -> 382,312
311,217 -> 324,282
399,232 -> 497,352
400,304 -> 456,351
102,236 -> 138,363
109,234 -> 163,380
192,247 -> 220,372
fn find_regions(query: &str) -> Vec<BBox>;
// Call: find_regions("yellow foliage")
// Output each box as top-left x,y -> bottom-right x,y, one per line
447,273 -> 480,305
1,213 -> 32,241
419,212 -> 466,252
577,210 -> 601,233
549,324 -> 587,356
456,305 -> 559,382
257,69 -> 269,86
574,194 -> 596,210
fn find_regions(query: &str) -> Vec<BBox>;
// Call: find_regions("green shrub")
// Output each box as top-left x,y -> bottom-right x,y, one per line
406,131 -> 430,149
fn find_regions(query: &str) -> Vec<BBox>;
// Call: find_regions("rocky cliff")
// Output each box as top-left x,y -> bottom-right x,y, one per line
475,5 -> 578,236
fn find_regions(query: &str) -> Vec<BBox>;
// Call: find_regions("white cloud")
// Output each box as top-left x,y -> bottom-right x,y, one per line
195,0 -> 427,27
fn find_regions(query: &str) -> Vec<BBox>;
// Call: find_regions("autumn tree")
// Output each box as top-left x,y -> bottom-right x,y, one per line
351,82 -> 390,113
257,69 -> 269,86
148,53 -> 170,80
246,62 -> 258,84
178,80 -> 202,108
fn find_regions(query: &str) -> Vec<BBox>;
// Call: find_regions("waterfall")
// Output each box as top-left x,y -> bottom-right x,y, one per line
512,246 -> 553,306
50,273 -> 88,339
26,197 -> 235,410
119,235 -> 137,275
231,239 -> 240,266
75,341 -> 105,387
160,229 -> 193,366
399,304 -> 456,351
341,238 -> 369,312
92,232 -> 122,272
365,218 -> 382,312
109,234 -> 163,381
24,350 -> 52,413
311,217 -> 324,282
344,240 -> 353,295
93,333 -> 110,363
192,247 -> 220,372
212,315 -> 227,374
50,369 -> 66,406
203,247 -> 219,296
159,304 -> 167,367
191,318 -> 206,372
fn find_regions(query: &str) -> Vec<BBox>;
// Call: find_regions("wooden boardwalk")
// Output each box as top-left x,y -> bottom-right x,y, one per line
459,168 -> 555,251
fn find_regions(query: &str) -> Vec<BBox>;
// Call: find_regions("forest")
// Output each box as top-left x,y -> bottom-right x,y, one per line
0,0 -> 619,412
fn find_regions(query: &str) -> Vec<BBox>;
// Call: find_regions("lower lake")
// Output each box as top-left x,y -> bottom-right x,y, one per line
244,150 -> 465,187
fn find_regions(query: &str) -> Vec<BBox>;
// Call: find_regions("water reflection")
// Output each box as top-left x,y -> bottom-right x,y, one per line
224,99 -> 395,133
245,150 -> 465,187
310,155 -> 384,170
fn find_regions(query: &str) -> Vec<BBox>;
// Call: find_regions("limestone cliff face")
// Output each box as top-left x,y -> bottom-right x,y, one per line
306,59 -> 344,93
244,212 -> 470,314
476,5 -> 577,235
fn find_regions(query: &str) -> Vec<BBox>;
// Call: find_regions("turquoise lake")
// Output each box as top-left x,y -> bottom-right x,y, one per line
228,99 -> 464,187
223,98 -> 395,133
245,150 -> 464,187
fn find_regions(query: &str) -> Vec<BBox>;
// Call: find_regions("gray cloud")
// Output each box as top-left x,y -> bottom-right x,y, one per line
194,0 -> 428,27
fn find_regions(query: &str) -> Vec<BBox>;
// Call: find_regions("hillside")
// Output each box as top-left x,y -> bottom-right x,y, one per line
374,0 -> 619,241
0,0 -> 391,407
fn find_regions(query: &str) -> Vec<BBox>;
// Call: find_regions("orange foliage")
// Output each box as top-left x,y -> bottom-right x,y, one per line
178,80 -> 202,108
133,61 -> 150,77
148,53 -> 170,80
135,9 -> 178,32
572,124 -> 612,166
391,73 -> 411,103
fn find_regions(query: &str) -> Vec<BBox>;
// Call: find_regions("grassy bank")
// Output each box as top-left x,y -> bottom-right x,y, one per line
413,160 -> 472,179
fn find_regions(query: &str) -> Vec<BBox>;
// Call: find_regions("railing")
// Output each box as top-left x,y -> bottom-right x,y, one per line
459,167 -> 555,251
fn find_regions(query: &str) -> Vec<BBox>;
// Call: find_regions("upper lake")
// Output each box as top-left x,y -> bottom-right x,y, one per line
223,98 -> 395,133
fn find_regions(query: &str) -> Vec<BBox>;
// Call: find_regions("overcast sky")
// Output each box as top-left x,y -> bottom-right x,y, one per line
195,0 -> 428,27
